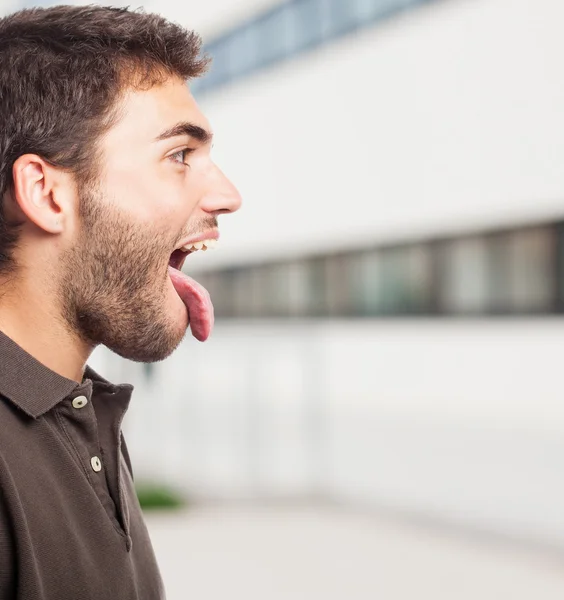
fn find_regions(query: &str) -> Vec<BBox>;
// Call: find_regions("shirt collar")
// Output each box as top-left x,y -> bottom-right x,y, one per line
0,329 -> 131,419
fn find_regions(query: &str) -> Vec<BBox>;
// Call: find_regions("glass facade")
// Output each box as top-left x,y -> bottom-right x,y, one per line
193,0 -> 437,95
196,222 -> 564,319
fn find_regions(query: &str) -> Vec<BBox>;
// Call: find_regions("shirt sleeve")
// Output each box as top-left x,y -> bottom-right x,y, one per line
0,452 -> 16,598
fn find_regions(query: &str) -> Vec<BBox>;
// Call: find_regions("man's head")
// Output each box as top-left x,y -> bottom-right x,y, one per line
0,5 -> 241,362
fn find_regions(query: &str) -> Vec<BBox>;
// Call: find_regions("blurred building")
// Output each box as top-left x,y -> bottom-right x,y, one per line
8,0 -> 564,550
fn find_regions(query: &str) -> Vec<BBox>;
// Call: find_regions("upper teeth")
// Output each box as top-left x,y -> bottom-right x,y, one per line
181,238 -> 218,252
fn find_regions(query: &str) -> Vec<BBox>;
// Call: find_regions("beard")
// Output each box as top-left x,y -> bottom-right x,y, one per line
59,185 -> 186,362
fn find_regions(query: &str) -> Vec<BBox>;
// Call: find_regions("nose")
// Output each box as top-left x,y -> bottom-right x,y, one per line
199,163 -> 242,215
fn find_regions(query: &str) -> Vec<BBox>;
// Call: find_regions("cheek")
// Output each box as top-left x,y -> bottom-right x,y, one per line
105,165 -> 192,223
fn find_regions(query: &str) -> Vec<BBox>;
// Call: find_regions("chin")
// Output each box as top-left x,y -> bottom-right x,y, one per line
101,296 -> 189,364
110,327 -> 184,363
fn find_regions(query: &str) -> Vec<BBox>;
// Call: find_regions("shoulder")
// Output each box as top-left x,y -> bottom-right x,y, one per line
0,450 -> 17,596
0,394 -> 32,454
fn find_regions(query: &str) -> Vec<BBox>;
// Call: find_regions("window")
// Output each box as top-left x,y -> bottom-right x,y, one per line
439,237 -> 491,314
325,253 -> 357,317
228,267 -> 266,318
322,0 -> 363,37
285,260 -> 314,316
198,223 -> 562,319
256,261 -> 314,317
506,227 -> 556,312
210,269 -> 239,318
200,38 -> 233,90
247,264 -> 281,317
225,24 -> 260,78
256,4 -> 295,67
289,0 -> 327,53
303,257 -> 328,316
354,245 -> 432,315
196,0 -> 430,94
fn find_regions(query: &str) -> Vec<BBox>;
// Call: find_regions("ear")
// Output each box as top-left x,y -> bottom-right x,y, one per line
11,154 -> 69,234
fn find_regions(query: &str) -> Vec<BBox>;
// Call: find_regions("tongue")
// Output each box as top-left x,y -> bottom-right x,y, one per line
168,266 -> 214,341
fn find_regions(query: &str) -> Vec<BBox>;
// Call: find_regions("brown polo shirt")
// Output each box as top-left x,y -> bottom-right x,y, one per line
0,330 -> 165,599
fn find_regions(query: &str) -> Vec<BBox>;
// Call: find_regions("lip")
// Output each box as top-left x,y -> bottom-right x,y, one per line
176,229 -> 219,250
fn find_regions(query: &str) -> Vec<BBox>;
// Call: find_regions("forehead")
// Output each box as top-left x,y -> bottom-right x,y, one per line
104,77 -> 210,149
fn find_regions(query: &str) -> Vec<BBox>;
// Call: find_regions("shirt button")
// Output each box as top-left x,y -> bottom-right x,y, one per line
91,456 -> 102,472
72,395 -> 88,409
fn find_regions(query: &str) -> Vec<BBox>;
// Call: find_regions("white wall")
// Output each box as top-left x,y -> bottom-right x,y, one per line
189,0 -> 564,272
92,318 -> 564,548
2,1 -> 20,15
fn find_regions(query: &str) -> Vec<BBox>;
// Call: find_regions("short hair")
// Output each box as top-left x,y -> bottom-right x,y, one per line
0,5 -> 209,273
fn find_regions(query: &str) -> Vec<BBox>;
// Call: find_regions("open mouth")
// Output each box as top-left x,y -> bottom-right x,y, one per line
168,248 -> 190,271
168,238 -> 218,271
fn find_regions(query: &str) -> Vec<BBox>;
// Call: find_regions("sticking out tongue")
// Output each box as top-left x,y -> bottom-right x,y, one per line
168,266 -> 214,341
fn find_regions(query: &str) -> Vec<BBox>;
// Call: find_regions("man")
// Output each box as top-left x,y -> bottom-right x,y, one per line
0,4 -> 241,599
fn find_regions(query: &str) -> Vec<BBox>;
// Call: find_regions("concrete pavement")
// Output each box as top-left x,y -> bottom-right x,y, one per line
145,504 -> 564,600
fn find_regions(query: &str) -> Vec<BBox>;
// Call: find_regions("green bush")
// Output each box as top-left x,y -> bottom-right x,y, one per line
135,482 -> 186,511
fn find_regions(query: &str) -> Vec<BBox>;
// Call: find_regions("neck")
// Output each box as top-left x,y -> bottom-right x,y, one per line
0,275 -> 92,383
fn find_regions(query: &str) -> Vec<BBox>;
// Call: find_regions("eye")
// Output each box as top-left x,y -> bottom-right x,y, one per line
170,148 -> 195,166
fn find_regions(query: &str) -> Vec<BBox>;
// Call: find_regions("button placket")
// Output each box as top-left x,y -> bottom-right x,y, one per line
60,387 -> 104,484
60,381 -> 132,539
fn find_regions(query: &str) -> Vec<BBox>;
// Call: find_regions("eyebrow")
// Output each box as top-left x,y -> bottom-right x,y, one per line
155,121 -> 213,144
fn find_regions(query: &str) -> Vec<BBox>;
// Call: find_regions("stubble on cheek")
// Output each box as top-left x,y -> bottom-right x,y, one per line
58,189 -> 183,359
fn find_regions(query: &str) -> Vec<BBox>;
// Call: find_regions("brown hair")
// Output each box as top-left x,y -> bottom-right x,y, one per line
0,4 -> 209,273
